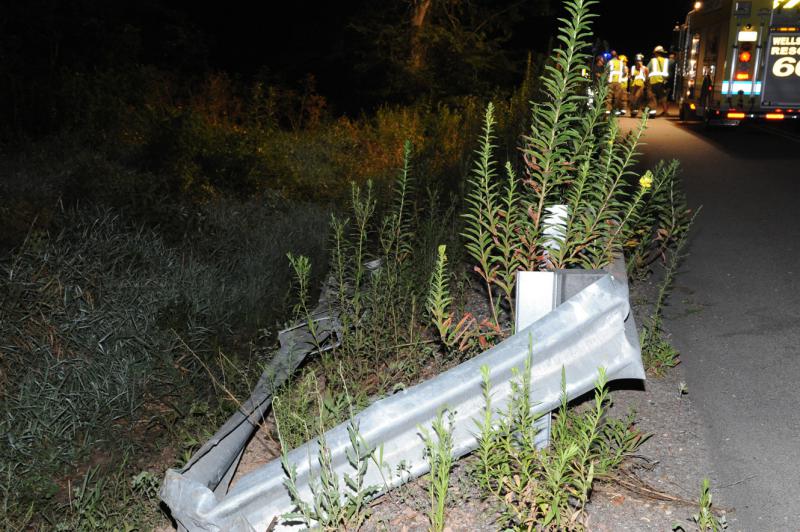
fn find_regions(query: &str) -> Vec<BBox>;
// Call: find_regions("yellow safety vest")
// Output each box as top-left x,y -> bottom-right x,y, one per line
648,57 -> 669,84
607,59 -> 626,83
631,66 -> 647,87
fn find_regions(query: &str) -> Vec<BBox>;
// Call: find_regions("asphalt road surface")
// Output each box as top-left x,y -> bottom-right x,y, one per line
635,116 -> 800,531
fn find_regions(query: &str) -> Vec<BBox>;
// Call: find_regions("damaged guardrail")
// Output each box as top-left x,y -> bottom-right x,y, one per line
161,263 -> 644,531
173,282 -> 342,500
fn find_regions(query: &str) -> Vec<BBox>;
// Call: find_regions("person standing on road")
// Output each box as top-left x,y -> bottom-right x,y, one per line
629,54 -> 648,118
606,53 -> 629,115
647,45 -> 670,117
668,51 -> 678,101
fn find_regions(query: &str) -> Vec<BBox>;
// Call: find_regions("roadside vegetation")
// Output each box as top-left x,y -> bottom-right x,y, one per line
273,0 -> 702,530
0,0 -> 711,530
673,479 -> 728,532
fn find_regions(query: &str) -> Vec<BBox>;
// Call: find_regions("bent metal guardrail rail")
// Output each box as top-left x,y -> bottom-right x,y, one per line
174,281 -> 342,500
161,260 -> 644,532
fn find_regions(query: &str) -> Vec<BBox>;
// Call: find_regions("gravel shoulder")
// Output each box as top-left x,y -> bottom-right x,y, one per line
583,275 -> 729,531
584,364 -> 725,531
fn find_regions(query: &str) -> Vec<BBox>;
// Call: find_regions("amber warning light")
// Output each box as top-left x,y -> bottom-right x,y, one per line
773,0 -> 800,10
739,50 -> 752,62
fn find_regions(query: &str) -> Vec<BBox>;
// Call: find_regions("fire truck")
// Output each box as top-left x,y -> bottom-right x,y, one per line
676,0 -> 800,124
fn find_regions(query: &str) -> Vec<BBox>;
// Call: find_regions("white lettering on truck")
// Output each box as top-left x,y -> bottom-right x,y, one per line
773,57 -> 800,77
773,37 -> 800,45
771,35 -> 800,77
771,46 -> 800,55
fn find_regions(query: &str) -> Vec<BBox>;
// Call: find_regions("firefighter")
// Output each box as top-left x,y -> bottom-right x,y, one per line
629,54 -> 648,117
593,54 -> 606,84
647,45 -> 670,117
618,55 -> 630,115
700,72 -> 713,110
605,53 -> 629,115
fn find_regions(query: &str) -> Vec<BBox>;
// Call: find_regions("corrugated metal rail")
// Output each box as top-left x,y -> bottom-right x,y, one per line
161,261 -> 643,531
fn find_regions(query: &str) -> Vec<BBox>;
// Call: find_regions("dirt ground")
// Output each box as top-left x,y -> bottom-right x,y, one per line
354,362 -> 727,532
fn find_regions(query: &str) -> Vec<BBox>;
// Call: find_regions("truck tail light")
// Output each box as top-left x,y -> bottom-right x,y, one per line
766,113 -> 785,120
727,112 -> 746,119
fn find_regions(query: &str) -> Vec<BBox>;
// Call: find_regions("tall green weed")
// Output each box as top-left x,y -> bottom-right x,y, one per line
275,142 -> 471,449
475,360 -> 643,530
461,0 -> 690,330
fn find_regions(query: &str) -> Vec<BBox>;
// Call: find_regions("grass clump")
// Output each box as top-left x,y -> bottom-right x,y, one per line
421,411 -> 455,532
673,478 -> 727,532
0,200 -> 328,527
640,211 -> 698,375
691,478 -> 726,531
0,210 -> 207,501
0,460 -> 165,532
626,160 -> 693,279
274,142 -> 469,450
425,244 -> 487,352
475,358 -> 644,530
276,381 -> 379,531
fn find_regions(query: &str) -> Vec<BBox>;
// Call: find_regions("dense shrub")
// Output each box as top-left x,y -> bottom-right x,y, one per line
0,45 -> 541,528
0,199 -> 328,520
1,209 -> 206,502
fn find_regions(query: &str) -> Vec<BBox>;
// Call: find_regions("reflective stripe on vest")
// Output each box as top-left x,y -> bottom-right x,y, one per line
632,66 -> 646,86
608,59 -> 625,82
648,57 -> 669,78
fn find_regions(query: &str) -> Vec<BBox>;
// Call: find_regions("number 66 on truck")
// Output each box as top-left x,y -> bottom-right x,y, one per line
675,0 -> 800,125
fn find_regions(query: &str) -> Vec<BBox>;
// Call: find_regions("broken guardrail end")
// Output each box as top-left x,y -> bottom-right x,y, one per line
161,269 -> 643,531
170,292 -> 342,504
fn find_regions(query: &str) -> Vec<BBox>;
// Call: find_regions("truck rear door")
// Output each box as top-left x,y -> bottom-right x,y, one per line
761,31 -> 800,108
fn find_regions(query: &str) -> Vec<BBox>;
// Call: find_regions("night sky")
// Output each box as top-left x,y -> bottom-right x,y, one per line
160,0 -> 695,110
4,0 -> 695,82
594,0 -> 693,57
177,0 -> 694,74
0,0 -> 697,132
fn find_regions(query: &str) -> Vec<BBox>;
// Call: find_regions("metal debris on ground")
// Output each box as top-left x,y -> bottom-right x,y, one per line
161,260 -> 643,531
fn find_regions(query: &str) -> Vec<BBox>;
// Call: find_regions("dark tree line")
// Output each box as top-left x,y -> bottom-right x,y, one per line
0,1 -> 208,136
346,0 -> 556,104
0,0 -> 557,138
